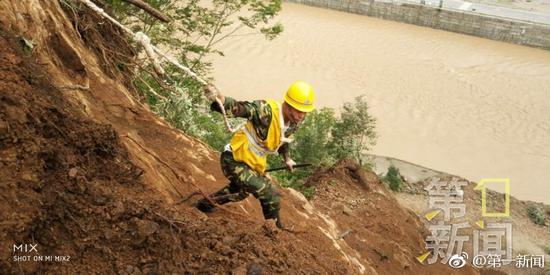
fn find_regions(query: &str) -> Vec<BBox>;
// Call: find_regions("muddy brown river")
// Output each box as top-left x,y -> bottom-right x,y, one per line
210,3 -> 550,204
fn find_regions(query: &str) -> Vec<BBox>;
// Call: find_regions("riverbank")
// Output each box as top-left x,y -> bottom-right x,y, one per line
469,0 -> 550,14
368,154 -> 550,274
286,0 -> 550,50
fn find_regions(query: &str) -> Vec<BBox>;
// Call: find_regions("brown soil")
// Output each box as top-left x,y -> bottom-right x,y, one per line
396,174 -> 550,275
0,9 -> 351,275
0,1 -> 499,274
303,160 -> 480,275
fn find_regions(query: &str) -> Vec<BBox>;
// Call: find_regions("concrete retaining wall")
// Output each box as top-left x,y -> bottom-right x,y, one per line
286,0 -> 550,50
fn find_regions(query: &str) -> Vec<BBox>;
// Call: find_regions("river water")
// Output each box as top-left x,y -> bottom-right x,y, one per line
210,3 -> 550,204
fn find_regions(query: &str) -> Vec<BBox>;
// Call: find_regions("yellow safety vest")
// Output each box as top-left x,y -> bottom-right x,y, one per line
230,99 -> 285,174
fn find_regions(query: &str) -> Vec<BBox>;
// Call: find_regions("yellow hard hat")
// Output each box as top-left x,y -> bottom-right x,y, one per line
284,81 -> 315,113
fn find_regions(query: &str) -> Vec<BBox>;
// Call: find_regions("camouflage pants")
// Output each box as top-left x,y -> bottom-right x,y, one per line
196,151 -> 281,220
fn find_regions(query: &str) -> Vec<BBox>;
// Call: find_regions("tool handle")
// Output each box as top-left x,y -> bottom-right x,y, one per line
265,163 -> 312,172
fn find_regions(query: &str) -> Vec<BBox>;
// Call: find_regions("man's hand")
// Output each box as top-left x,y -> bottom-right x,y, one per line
285,158 -> 296,172
203,84 -> 221,102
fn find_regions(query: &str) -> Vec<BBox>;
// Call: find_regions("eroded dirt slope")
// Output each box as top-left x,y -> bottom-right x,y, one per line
0,19 -> 355,275
299,160 -> 480,274
1,1 -> 484,274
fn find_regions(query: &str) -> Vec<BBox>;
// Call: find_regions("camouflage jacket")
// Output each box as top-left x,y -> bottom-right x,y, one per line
211,96 -> 298,156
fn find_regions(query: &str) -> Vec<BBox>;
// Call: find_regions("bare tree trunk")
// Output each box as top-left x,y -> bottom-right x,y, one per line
121,0 -> 171,23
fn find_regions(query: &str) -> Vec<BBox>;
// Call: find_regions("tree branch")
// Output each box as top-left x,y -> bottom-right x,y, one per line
121,0 -> 171,23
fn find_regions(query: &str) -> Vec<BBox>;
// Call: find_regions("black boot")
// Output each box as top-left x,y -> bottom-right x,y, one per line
275,216 -> 284,229
195,199 -> 215,213
265,211 -> 284,229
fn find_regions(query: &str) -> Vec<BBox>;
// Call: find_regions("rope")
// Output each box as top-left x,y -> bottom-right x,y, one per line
134,32 -> 164,76
80,0 -> 133,34
78,0 -> 239,132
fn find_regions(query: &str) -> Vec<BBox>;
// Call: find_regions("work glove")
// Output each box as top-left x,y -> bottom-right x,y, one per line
203,84 -> 220,102
285,158 -> 296,172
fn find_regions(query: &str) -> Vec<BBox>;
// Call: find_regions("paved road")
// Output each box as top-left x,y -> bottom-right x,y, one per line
397,0 -> 550,25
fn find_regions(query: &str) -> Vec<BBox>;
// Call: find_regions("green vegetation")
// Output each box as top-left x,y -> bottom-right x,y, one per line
383,165 -> 404,192
527,205 -> 546,225
98,0 -> 284,149
330,95 -> 377,166
152,86 -> 230,149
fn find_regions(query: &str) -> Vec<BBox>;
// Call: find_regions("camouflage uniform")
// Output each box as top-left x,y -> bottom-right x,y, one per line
196,97 -> 298,221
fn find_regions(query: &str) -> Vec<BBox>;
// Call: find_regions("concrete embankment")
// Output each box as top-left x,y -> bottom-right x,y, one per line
286,0 -> 550,50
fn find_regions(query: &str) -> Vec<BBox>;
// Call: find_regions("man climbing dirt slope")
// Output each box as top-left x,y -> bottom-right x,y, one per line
196,81 -> 315,229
